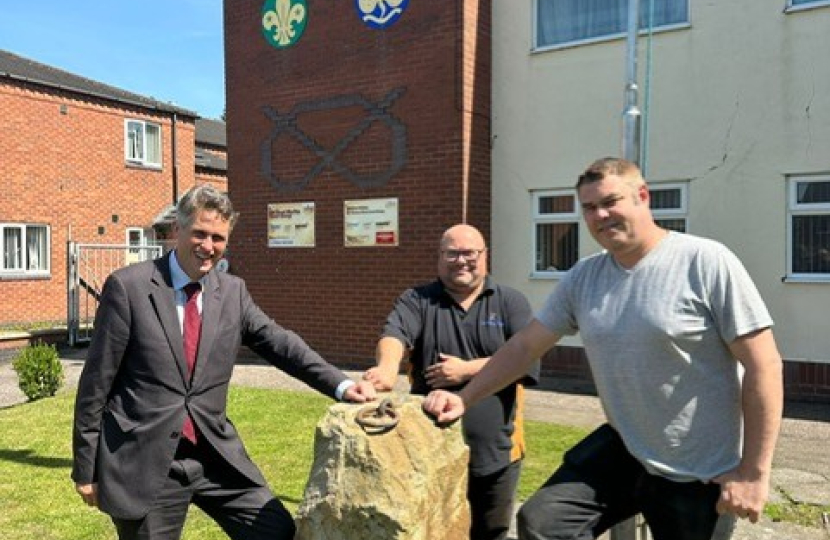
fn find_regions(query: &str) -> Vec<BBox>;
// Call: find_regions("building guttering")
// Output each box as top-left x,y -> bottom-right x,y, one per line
1,68 -> 195,213
0,71 -> 197,117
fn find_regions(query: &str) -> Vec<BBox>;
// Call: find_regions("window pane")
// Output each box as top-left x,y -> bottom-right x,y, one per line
536,222 -> 579,272
655,218 -> 686,233
145,123 -> 161,165
792,215 -> 830,273
538,0 -> 623,45
128,230 -> 142,245
537,0 -> 688,47
650,188 -> 682,210
795,181 -> 830,205
3,227 -> 22,270
127,121 -> 143,160
25,226 -> 47,271
638,0 -> 688,27
538,194 -> 574,214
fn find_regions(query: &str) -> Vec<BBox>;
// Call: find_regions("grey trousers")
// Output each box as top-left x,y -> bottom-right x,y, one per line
112,440 -> 294,540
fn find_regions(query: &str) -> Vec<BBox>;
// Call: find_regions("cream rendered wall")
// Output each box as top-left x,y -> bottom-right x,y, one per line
490,1 -> 830,362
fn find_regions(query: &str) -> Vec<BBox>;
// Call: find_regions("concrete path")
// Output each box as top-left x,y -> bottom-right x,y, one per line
1,352 -> 828,539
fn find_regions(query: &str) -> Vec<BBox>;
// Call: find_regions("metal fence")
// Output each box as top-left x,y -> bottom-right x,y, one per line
66,242 -> 163,345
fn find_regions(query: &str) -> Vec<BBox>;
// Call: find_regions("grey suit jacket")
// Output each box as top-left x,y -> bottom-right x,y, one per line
72,253 -> 348,519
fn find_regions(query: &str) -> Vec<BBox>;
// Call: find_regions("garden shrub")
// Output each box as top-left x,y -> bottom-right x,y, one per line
11,341 -> 64,401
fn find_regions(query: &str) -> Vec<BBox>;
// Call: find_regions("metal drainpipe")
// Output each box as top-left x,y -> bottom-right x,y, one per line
171,112 -> 179,204
621,0 -> 641,166
612,3 -> 649,536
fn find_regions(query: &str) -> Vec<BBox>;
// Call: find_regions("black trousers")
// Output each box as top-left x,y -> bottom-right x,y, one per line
111,439 -> 295,540
468,459 -> 523,540
517,424 -> 737,540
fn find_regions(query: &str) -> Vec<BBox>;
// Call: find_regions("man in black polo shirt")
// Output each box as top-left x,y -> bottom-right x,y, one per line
364,224 -> 540,540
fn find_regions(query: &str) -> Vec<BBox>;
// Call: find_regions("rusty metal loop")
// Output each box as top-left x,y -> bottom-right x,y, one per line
355,397 -> 399,433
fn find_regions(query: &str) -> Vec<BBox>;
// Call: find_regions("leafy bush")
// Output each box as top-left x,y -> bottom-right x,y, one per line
11,342 -> 64,401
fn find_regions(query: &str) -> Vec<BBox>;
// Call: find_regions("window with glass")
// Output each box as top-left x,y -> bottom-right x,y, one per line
1,224 -> 50,276
125,120 -> 162,167
535,0 -> 689,49
650,182 -> 687,232
532,190 -> 579,275
787,0 -> 830,9
788,176 -> 830,278
126,227 -> 158,264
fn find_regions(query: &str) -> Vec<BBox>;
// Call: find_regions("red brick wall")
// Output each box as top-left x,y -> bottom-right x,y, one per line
195,142 -> 229,191
783,361 -> 830,403
543,347 -> 830,404
0,81 -> 197,325
196,168 -> 228,192
225,1 -> 492,365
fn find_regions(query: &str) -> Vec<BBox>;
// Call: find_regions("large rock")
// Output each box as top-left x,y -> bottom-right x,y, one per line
295,394 -> 470,540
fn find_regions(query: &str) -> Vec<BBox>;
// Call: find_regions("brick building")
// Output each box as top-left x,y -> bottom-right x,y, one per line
195,117 -> 228,192
225,1 -> 830,401
224,1 -> 491,366
0,49 -> 226,332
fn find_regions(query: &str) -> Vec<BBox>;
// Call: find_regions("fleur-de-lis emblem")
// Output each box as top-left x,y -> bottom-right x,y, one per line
262,0 -> 307,49
356,0 -> 408,29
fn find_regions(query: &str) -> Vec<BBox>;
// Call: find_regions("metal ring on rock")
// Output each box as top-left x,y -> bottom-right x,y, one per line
355,398 -> 399,433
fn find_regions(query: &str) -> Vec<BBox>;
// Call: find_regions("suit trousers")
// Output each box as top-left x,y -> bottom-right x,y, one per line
516,424 -> 737,540
111,439 -> 295,540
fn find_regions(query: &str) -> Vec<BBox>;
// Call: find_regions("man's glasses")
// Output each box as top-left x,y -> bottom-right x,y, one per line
441,249 -> 486,262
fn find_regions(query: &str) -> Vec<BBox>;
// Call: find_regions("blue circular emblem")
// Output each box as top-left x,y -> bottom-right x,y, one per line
355,0 -> 410,30
262,0 -> 308,49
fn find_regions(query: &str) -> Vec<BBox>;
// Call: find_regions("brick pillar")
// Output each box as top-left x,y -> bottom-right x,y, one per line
224,0 -> 492,365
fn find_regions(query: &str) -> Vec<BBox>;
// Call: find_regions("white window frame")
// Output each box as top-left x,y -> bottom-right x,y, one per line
531,189 -> 580,279
125,119 -> 162,168
786,175 -> 830,282
126,227 -> 146,247
126,228 -> 159,264
785,0 -> 830,13
533,0 -> 690,51
649,182 -> 688,233
0,223 -> 50,277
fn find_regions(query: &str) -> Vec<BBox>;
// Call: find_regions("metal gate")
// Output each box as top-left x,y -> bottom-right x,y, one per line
67,242 -> 163,346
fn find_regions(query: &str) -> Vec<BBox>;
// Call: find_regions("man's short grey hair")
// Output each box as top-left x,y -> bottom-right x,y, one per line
176,185 -> 239,230
576,157 -> 645,190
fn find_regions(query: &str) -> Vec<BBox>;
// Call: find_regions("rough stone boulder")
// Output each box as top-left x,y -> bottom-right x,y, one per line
294,394 -> 470,540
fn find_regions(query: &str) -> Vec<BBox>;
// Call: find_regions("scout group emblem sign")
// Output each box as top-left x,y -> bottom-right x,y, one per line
356,0 -> 409,29
262,0 -> 307,48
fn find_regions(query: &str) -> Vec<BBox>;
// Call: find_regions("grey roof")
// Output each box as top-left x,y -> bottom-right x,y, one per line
153,204 -> 178,226
195,148 -> 228,172
0,49 -> 197,117
195,118 -> 227,148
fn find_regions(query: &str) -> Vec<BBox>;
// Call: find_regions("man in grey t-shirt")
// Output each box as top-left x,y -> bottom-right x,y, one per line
423,158 -> 783,540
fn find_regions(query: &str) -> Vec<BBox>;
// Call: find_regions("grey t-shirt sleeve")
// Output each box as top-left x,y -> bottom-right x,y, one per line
700,240 -> 773,343
535,258 -> 584,337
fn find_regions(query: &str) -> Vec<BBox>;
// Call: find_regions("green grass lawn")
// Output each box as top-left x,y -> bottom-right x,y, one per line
0,387 -> 586,540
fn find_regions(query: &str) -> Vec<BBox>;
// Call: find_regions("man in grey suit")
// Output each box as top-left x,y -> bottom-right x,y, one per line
72,184 -> 376,540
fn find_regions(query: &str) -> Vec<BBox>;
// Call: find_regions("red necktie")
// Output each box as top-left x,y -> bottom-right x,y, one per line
182,282 -> 201,444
